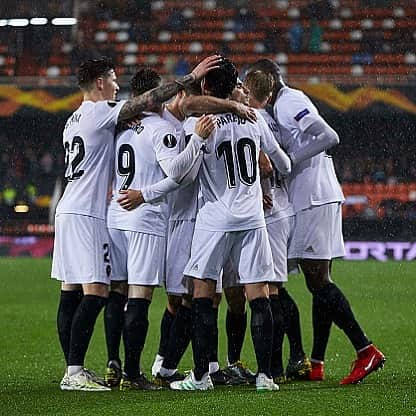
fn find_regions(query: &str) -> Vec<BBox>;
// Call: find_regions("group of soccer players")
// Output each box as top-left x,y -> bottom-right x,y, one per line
51,53 -> 385,392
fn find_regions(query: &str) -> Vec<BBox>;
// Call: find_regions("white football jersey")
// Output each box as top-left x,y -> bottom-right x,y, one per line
274,86 -> 344,212
162,107 -> 199,221
107,112 -> 179,236
56,99 -> 126,220
259,109 -> 294,223
183,110 -> 289,232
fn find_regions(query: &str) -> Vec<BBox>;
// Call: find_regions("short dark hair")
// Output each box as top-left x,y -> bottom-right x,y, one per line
204,57 -> 238,99
247,59 -> 281,83
77,57 -> 115,90
130,68 -> 162,96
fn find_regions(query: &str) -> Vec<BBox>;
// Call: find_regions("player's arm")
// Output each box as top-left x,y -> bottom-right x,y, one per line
258,111 -> 291,175
259,150 -> 274,179
288,117 -> 339,165
181,96 -> 257,122
117,55 -> 221,122
160,114 -> 215,183
117,116 -> 214,209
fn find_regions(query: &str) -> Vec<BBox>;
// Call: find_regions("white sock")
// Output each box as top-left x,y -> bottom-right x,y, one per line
209,361 -> 220,374
67,365 -> 83,376
159,367 -> 177,377
154,354 -> 164,362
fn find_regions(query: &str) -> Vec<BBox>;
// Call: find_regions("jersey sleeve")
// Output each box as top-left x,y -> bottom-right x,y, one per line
153,121 -> 180,162
276,91 -> 318,133
258,112 -> 291,175
94,100 -> 126,130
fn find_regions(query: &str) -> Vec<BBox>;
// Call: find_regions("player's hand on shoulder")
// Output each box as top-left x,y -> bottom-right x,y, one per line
191,55 -> 222,80
195,114 -> 216,140
234,103 -> 257,123
117,189 -> 145,211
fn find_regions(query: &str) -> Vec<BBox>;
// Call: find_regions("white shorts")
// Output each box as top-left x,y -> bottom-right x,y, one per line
184,227 -> 276,286
166,220 -> 195,295
51,213 -> 111,285
108,228 -> 166,286
267,216 -> 295,282
288,202 -> 345,260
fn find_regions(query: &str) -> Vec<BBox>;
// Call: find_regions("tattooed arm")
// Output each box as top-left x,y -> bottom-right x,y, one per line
181,96 -> 257,122
117,55 -> 221,122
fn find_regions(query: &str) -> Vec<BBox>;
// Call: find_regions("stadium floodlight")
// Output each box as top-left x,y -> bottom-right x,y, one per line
51,17 -> 77,26
14,204 -> 29,213
0,19 -> 8,26
30,18 -> 48,25
8,18 -> 29,27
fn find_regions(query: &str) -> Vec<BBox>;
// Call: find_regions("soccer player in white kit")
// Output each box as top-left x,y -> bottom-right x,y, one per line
247,59 -> 385,385
170,58 -> 291,392
244,70 -> 311,383
152,84 -> 256,386
51,56 -> 222,391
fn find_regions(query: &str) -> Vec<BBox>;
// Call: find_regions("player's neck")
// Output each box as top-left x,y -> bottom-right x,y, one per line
83,90 -> 105,103
166,102 -> 184,122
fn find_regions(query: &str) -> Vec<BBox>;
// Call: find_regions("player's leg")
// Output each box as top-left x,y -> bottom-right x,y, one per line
152,294 -> 181,378
104,228 -> 128,386
54,214 -> 111,391
268,283 -> 285,382
171,230 -> 228,391
245,283 -> 278,391
121,284 -> 160,390
156,294 -> 192,385
224,286 -> 247,365
120,231 -> 164,391
207,282 -> 238,385
57,282 -> 83,364
299,203 -> 385,383
223,279 -> 256,384
236,228 -> 278,391
154,219 -> 195,383
52,215 -> 84,366
298,258 -> 331,380
63,282 -> 109,390
104,280 -> 127,386
152,219 -> 191,377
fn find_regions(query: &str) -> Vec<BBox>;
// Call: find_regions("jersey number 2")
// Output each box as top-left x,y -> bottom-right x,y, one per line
64,136 -> 85,181
216,138 -> 257,188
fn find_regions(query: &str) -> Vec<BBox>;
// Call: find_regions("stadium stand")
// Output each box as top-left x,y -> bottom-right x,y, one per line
0,0 -> 415,225
0,0 -> 414,81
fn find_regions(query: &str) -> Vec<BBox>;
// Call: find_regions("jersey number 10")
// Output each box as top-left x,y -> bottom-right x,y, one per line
216,138 -> 257,188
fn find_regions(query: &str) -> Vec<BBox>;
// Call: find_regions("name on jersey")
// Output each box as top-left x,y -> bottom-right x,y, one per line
65,113 -> 81,130
216,113 -> 246,128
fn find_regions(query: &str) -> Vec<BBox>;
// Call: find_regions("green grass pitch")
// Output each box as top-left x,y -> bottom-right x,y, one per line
1,258 -> 415,415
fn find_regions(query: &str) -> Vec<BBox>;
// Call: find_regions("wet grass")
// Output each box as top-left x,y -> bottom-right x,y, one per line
0,258 -> 415,415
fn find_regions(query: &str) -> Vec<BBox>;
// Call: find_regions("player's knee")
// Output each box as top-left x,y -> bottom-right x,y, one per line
193,278 -> 216,299
110,280 -> 128,296
167,294 -> 182,313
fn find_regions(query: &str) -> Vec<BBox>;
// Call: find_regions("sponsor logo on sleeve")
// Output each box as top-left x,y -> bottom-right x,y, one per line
163,134 -> 177,148
294,108 -> 310,122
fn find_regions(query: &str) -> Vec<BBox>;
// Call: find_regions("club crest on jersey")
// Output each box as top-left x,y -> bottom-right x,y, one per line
131,123 -> 144,135
294,108 -> 310,121
163,134 -> 177,148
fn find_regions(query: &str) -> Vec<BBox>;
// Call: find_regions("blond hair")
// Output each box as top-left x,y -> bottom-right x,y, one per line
244,71 -> 275,103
